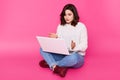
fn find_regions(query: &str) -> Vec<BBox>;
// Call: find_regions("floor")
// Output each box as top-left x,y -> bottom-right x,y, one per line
1,49 -> 120,80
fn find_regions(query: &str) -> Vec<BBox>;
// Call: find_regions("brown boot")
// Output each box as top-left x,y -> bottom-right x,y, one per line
39,60 -> 49,68
53,65 -> 68,77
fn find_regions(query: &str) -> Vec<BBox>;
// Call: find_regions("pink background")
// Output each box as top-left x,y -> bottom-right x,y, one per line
0,0 -> 120,80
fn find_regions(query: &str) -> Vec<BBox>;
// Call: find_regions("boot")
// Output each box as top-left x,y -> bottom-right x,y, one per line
39,60 -> 49,68
53,65 -> 68,77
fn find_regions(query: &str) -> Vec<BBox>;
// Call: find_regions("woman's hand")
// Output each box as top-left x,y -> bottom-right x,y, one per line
71,40 -> 76,49
49,33 -> 58,38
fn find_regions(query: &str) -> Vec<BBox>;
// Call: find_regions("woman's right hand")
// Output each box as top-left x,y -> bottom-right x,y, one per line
49,33 -> 58,38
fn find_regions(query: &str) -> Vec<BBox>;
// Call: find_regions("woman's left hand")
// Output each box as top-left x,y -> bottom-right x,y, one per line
71,40 -> 76,49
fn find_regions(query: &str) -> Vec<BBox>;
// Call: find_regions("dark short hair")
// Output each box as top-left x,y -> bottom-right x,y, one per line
60,4 -> 79,26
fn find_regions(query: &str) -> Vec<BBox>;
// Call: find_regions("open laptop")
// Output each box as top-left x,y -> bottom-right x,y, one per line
36,36 -> 70,55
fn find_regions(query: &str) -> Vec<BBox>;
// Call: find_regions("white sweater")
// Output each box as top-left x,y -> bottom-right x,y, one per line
56,22 -> 88,56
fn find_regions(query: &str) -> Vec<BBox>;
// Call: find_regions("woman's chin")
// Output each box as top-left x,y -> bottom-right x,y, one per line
66,21 -> 71,24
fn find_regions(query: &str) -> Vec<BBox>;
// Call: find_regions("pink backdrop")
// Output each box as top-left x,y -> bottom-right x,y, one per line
0,0 -> 120,80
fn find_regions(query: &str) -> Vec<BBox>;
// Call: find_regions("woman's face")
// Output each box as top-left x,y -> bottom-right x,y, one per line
64,9 -> 74,24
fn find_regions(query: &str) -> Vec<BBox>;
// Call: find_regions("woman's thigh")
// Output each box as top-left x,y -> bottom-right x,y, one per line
51,53 -> 66,61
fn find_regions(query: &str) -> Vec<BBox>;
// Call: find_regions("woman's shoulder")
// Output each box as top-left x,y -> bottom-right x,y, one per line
77,22 -> 86,27
76,22 -> 87,29
57,23 -> 64,27
56,24 -> 64,30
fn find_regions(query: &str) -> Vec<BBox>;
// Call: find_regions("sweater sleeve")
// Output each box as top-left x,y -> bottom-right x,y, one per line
56,24 -> 62,38
73,24 -> 88,52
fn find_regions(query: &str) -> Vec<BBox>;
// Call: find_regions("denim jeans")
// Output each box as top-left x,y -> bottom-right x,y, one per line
40,48 -> 84,70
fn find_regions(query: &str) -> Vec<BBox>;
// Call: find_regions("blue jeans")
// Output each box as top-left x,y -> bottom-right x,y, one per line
40,48 -> 84,69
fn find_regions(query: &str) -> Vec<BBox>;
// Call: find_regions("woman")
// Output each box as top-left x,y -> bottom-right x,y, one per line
39,4 -> 88,77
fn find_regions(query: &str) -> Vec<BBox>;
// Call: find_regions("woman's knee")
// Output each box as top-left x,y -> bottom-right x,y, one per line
74,55 -> 84,68
69,53 -> 80,63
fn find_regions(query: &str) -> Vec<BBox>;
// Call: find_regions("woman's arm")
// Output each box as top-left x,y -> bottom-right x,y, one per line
73,24 -> 88,52
49,24 -> 62,38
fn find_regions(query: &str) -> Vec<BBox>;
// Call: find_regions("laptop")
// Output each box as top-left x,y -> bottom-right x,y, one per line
36,36 -> 70,55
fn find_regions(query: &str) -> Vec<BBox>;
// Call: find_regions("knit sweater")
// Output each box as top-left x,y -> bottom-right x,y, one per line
56,22 -> 88,56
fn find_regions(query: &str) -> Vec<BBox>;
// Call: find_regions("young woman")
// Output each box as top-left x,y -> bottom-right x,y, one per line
39,4 -> 88,77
